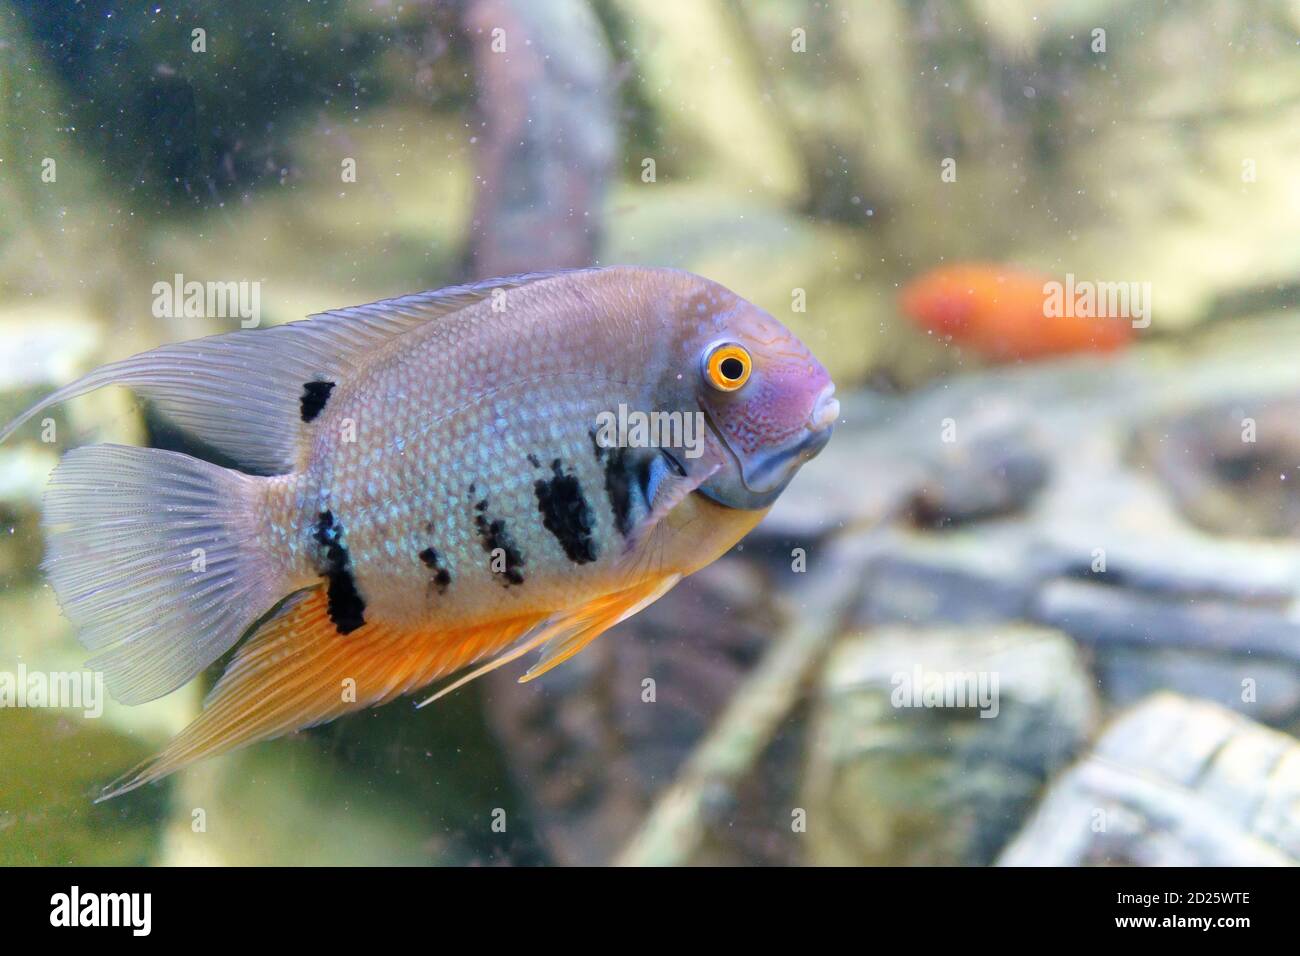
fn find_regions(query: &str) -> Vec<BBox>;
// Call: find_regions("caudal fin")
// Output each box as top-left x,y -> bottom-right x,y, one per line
43,444 -> 289,706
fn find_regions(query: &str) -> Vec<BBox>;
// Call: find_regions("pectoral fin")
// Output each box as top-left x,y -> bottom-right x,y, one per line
623,452 -> 719,554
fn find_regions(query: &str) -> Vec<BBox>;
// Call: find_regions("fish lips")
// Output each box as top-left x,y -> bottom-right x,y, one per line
699,417 -> 835,510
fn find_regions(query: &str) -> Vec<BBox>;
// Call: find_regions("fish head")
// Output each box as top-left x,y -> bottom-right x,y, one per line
668,286 -> 837,511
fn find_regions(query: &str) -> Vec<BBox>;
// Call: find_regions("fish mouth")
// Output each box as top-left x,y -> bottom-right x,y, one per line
698,391 -> 837,510
740,422 -> 834,495
739,384 -> 838,494
707,405 -> 837,512
808,383 -> 840,432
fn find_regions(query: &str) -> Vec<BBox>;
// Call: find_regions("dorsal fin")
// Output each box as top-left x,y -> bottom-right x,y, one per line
0,269 -> 591,474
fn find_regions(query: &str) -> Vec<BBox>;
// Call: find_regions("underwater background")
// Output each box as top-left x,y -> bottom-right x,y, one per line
1,0 -> 1299,865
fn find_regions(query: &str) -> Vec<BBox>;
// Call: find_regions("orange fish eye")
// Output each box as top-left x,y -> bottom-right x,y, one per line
703,343 -> 752,392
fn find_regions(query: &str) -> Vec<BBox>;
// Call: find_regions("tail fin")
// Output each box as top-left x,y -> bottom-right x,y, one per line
43,444 -> 290,706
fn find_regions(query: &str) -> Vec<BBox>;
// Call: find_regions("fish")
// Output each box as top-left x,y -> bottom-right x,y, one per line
0,265 -> 838,798
898,262 -> 1133,361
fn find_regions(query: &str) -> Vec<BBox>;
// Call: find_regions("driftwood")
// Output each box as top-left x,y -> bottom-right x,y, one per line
463,0 -> 615,277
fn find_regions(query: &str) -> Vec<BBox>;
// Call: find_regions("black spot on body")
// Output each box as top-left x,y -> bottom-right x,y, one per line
600,446 -> 649,538
534,460 -> 599,564
324,570 -> 365,634
474,504 -> 526,586
312,510 -> 365,634
418,546 -> 452,593
300,380 -> 336,423
527,453 -> 542,468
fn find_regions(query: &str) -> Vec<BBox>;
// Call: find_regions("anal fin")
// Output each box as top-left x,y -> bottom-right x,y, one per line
99,587 -> 544,800
103,572 -> 686,798
520,573 -> 682,682
415,572 -> 683,705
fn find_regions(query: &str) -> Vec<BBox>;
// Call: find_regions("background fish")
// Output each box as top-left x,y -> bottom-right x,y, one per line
899,262 -> 1134,361
0,265 -> 837,798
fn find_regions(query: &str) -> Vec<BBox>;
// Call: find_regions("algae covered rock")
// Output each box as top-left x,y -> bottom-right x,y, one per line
802,624 -> 1097,865
0,707 -> 166,866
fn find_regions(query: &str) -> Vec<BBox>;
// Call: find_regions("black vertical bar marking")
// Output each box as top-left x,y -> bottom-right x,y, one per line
312,510 -> 366,634
534,459 -> 599,564
473,494 -> 526,586
602,447 -> 643,538
592,431 -> 641,538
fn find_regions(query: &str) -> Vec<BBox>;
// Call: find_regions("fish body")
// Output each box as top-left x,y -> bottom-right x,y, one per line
899,263 -> 1133,361
2,266 -> 836,796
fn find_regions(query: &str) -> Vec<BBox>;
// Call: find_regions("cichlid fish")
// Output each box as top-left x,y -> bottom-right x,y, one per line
0,266 -> 838,798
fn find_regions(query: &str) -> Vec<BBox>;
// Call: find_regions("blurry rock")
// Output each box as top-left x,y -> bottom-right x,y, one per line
1136,395 -> 1300,538
908,422 -> 1050,529
1034,578 -> 1300,663
1093,646 -> 1300,728
483,555 -> 789,865
0,307 -> 101,393
1034,524 -> 1300,604
0,707 -> 164,866
998,693 -> 1300,865
802,625 -> 1097,866
0,305 -> 144,579
854,542 -> 1040,627
0,305 -> 145,454
775,332 -> 1300,746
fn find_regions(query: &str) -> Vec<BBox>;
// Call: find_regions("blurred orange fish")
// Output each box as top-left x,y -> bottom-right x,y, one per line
899,263 -> 1134,361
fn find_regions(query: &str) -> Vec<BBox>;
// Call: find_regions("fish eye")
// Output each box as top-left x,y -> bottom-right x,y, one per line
703,343 -> 752,392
